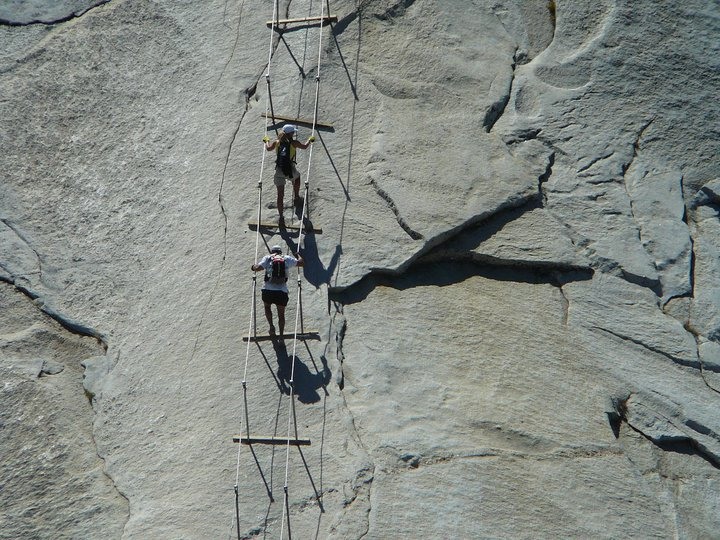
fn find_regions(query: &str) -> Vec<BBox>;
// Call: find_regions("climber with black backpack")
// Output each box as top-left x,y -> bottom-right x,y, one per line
263,124 -> 315,221
251,244 -> 304,336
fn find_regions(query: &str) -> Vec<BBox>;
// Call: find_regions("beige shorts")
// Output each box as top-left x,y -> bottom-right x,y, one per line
273,164 -> 300,187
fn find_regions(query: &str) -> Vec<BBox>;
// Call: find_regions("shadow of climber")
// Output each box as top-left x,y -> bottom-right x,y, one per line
272,340 -> 331,404
302,235 -> 342,288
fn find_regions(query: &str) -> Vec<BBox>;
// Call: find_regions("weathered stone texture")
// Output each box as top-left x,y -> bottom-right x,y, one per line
1,0 -> 719,538
0,283 -> 127,539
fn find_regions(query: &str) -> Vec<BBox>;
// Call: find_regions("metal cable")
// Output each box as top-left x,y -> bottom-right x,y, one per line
233,1 -> 280,536
279,2 -> 329,538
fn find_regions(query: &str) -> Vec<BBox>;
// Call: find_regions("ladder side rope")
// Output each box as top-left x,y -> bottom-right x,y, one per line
291,0 -> 325,266
291,0 -> 325,370
293,0 -> 314,119
233,1 -> 282,534
296,0 -> 325,227
293,0 -> 326,249
266,0 -> 280,138
280,3 -> 329,538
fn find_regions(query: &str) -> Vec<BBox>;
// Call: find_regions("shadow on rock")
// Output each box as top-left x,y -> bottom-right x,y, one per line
303,234 -> 342,287
272,339 -> 330,404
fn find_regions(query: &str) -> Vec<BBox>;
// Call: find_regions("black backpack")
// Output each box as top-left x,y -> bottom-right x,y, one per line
276,138 -> 294,177
266,254 -> 287,284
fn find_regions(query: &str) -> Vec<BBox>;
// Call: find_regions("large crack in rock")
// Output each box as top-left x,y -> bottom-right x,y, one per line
490,1 -> 718,305
0,282 -> 127,538
619,393 -> 720,469
329,184 -> 592,303
331,263 -> 720,536
613,418 -> 720,539
0,0 -> 111,26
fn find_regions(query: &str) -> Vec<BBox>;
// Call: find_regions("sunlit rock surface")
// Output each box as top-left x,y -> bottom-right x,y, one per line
1,0 -> 719,538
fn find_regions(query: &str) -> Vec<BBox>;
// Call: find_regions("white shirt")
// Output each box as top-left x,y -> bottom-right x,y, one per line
258,254 -> 298,293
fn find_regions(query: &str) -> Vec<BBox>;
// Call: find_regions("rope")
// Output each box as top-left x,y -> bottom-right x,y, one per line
229,0 -> 330,537
232,1 -> 279,537
296,0 -> 325,224
279,2 -> 329,538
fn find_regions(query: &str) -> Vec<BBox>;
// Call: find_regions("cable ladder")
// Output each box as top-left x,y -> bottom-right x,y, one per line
231,2 -> 336,538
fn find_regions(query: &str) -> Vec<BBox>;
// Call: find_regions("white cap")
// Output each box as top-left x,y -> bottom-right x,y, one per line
282,124 -> 296,134
270,245 -> 283,253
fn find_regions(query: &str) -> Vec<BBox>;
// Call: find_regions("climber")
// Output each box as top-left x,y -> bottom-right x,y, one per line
250,245 -> 304,336
263,124 -> 315,220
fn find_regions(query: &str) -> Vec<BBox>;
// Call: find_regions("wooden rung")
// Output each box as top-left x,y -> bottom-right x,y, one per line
266,15 -> 338,28
262,112 -> 334,131
247,220 -> 323,234
233,435 -> 311,446
243,331 -> 320,343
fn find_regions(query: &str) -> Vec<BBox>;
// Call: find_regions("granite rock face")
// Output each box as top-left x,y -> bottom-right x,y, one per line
0,1 -> 108,25
1,0 -> 719,538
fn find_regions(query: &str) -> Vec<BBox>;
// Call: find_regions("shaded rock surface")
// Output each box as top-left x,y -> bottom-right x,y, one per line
1,0 -> 719,538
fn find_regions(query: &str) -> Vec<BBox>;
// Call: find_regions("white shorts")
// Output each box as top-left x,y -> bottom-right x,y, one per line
273,164 -> 300,187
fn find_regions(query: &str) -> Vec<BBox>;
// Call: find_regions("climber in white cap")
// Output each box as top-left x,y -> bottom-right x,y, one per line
262,124 -> 315,220
250,244 -> 304,336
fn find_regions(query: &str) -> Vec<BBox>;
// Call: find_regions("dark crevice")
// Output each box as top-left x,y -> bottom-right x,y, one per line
619,124 -> 666,300
335,314 -> 347,390
556,280 -> 570,326
88,405 -> 132,529
662,255 -> 695,308
1,275 -> 107,350
577,150 -> 615,175
695,329 -> 720,394
440,195 -> 543,251
690,179 -> 720,211
0,0 -> 112,26
393,190 -> 542,269
607,409 -> 623,439
592,326 -> 700,370
220,114 -> 243,253
633,427 -> 719,469
663,200 -> 695,308
484,50 -> 517,133
616,121 -> 656,271
419,250 -> 591,275
566,235 -> 664,296
279,33 -> 307,78
613,397 -> 720,469
538,151 -> 555,206
699,363 -> 720,394
681,182 -> 697,304
368,177 -> 423,240
188,102 -> 249,363
331,189 -> 574,301
330,259 -> 592,306
214,0 -> 247,91
246,81 -> 258,102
